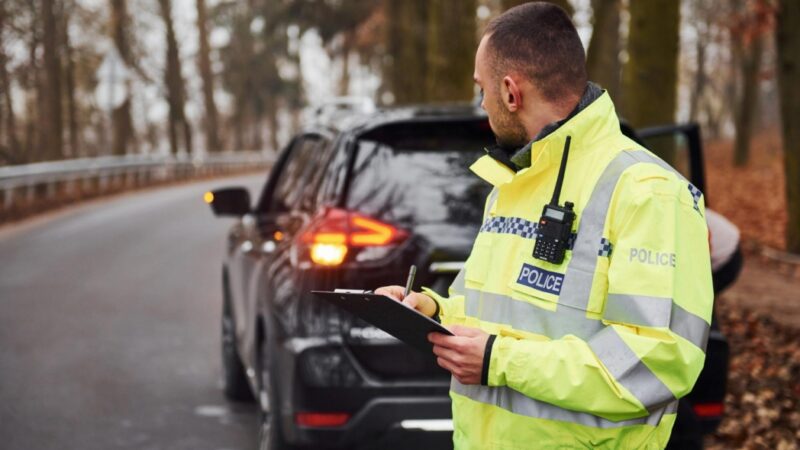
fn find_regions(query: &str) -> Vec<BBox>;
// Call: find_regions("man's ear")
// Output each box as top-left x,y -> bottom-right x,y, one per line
501,75 -> 522,112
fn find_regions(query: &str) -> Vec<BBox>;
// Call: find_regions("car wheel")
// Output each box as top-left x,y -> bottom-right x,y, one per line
257,337 -> 294,450
222,282 -> 254,402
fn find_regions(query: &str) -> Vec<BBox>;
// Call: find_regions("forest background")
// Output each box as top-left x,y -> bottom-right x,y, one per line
1,0 -> 798,255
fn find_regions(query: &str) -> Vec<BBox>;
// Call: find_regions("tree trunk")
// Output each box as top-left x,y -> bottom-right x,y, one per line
689,29 -> 706,123
41,0 -> 63,161
621,0 -> 680,165
586,0 -> 621,98
386,0 -> 428,104
61,4 -> 80,158
386,0 -> 476,105
0,3 -> 21,164
196,0 -> 220,152
267,105 -> 279,154
501,0 -> 574,17
339,30 -> 353,96
158,0 -> 192,155
425,0 -> 476,102
733,33 -> 764,167
109,0 -> 135,156
776,0 -> 800,253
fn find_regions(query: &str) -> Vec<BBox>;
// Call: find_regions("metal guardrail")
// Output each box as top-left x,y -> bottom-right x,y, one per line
0,151 -> 274,214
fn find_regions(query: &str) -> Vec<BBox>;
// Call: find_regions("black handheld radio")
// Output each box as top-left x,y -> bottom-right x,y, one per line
532,136 -> 576,265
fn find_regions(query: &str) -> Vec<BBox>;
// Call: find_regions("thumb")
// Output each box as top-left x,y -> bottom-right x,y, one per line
402,295 -> 419,309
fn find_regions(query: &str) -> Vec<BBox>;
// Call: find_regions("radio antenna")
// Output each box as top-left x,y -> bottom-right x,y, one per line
551,136 -> 571,205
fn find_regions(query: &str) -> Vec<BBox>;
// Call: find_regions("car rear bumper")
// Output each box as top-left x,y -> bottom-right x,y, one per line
284,396 -> 453,449
274,337 -> 452,448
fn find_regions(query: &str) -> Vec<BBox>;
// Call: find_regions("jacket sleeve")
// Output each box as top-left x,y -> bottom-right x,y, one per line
487,172 -> 713,422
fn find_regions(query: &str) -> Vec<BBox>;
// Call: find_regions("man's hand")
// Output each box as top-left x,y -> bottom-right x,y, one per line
374,285 -> 438,318
429,325 -> 490,385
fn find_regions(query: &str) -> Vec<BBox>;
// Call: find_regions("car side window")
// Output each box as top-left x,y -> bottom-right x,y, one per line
298,138 -> 336,213
269,136 -> 322,213
316,135 -> 350,208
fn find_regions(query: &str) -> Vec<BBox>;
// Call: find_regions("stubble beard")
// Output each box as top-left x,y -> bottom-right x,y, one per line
491,97 -> 529,152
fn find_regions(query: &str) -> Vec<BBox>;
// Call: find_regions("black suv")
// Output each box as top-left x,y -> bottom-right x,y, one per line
207,100 -> 731,449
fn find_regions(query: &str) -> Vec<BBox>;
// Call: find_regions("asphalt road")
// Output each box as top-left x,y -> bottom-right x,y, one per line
0,174 -> 267,450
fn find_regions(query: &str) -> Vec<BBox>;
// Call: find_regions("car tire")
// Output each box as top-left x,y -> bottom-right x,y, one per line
257,335 -> 295,450
222,278 -> 254,402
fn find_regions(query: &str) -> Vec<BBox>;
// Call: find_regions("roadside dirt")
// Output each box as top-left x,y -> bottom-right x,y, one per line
703,253 -> 800,449
718,254 -> 800,328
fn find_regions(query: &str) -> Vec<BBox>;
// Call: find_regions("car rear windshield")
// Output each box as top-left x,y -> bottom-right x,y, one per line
347,120 -> 495,232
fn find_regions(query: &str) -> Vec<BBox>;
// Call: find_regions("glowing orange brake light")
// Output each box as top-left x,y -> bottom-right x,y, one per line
351,215 -> 397,246
299,208 -> 408,267
309,243 -> 348,266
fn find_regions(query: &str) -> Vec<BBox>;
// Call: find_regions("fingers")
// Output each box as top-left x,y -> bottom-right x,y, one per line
375,287 -> 434,316
432,343 -> 464,365
374,285 -> 405,301
433,346 -> 477,384
428,332 -> 465,351
402,295 -> 419,309
435,355 -> 461,377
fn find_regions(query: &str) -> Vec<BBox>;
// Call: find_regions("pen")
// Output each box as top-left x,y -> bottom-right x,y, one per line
403,265 -> 417,298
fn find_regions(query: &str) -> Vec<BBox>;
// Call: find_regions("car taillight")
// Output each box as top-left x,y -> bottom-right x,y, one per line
298,208 -> 408,267
693,402 -> 724,418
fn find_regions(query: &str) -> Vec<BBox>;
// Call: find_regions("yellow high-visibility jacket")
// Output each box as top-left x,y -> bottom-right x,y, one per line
422,92 -> 713,449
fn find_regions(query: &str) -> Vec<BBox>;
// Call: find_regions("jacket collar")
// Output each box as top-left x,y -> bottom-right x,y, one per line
510,81 -> 604,169
471,88 -> 621,187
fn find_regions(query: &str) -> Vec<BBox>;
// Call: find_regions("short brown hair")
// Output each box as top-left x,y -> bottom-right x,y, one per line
484,2 -> 587,103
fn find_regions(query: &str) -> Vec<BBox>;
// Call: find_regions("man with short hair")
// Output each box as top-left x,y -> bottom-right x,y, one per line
377,3 -> 712,449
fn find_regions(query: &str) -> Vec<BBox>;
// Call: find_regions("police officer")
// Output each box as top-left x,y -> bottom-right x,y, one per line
377,3 -> 713,449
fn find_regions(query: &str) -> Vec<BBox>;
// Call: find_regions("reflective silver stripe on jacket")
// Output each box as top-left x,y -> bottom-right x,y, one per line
451,379 -> 678,429
463,287 -> 604,340
559,151 -> 642,311
604,294 -> 710,350
588,327 -> 677,411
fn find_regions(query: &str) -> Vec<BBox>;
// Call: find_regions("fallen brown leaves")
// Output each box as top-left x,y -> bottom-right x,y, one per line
705,294 -> 800,450
704,129 -> 788,251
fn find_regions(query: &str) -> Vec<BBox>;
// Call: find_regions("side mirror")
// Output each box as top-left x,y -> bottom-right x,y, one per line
205,187 -> 251,217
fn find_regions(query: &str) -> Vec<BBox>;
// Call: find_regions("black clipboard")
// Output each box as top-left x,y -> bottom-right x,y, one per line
311,290 -> 453,354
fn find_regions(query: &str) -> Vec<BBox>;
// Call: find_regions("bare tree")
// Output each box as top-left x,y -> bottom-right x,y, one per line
621,0 -> 680,164
196,0 -> 220,152
41,0 -> 63,160
25,0 -> 44,161
60,1 -> 79,158
0,2 -> 21,164
385,0 -> 476,104
776,0 -> 800,253
109,0 -> 135,155
386,0 -> 429,104
426,0 -> 476,102
731,0 -> 773,166
586,0 -> 621,98
157,0 -> 192,155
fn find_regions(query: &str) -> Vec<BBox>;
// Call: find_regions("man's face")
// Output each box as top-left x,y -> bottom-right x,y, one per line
474,35 -> 529,151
